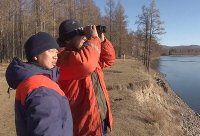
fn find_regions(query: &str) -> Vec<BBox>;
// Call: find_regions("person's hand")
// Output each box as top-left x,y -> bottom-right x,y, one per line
84,25 -> 99,39
98,32 -> 105,42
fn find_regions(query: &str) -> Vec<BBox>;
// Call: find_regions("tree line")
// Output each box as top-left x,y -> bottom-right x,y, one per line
0,0 -> 165,70
161,45 -> 200,56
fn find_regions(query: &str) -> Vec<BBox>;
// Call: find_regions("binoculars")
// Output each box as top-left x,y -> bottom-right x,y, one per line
96,25 -> 106,33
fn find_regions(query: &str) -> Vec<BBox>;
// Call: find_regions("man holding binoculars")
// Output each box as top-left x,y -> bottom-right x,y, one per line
57,19 -> 115,136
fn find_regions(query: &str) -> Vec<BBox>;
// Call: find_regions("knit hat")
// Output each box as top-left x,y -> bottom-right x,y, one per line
58,19 -> 84,43
24,32 -> 59,62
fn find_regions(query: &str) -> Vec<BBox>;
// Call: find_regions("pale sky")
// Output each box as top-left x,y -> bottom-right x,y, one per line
95,0 -> 200,46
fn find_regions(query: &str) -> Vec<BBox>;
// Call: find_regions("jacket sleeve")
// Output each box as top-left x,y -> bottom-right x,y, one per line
25,88 -> 73,136
57,37 -> 101,80
99,38 -> 116,68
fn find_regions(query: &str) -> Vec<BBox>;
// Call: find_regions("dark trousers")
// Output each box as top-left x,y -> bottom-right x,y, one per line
102,120 -> 108,136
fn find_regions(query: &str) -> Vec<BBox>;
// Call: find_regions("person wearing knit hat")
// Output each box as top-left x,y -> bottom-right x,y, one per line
5,32 -> 73,136
24,32 -> 59,63
57,19 -> 115,136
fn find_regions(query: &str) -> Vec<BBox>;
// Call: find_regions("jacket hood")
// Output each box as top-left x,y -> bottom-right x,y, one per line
6,57 -> 60,89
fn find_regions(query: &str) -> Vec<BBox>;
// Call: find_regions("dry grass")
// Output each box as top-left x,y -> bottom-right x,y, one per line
0,59 -> 197,136
0,64 -> 16,136
104,59 -> 185,136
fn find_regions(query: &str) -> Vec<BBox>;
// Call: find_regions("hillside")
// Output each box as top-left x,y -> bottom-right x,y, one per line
0,59 -> 200,136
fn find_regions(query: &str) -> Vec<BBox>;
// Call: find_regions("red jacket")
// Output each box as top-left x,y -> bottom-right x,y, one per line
57,37 -> 115,136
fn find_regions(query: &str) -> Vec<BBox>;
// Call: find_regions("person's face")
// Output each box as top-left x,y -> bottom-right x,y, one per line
35,49 -> 58,69
70,35 -> 87,50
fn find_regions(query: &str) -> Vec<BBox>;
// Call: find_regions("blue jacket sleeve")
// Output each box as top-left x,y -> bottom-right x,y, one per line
25,87 -> 73,136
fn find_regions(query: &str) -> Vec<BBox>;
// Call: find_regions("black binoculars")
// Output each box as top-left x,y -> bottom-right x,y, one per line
96,25 -> 106,33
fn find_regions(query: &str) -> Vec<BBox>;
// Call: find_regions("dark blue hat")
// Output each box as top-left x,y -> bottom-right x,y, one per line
24,32 -> 59,61
58,19 -> 84,43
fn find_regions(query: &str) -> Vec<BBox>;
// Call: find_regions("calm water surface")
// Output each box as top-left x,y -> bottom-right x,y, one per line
158,56 -> 200,113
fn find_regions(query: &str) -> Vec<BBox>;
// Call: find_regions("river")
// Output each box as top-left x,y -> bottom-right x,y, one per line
158,56 -> 200,114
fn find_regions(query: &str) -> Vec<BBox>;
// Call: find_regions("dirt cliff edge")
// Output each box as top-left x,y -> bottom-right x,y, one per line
105,59 -> 200,136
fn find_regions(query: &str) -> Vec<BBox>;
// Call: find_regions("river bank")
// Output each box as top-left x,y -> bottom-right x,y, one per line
105,59 -> 200,135
0,59 -> 200,135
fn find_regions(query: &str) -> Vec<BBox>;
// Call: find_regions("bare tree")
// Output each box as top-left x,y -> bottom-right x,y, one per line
0,0 -> 103,62
113,2 -> 128,58
78,0 -> 101,25
135,5 -> 149,67
135,0 -> 165,70
105,0 -> 116,41
148,0 -> 165,69
0,0 -> 143,62
134,30 -> 145,59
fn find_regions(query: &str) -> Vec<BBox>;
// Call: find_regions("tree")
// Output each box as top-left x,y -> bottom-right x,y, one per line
0,0 -> 102,62
135,5 -> 150,67
113,2 -> 128,58
105,0 -> 116,42
78,0 -> 101,25
134,30 -> 145,59
135,0 -> 165,70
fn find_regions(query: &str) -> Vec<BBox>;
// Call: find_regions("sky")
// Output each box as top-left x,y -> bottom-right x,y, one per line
95,0 -> 200,46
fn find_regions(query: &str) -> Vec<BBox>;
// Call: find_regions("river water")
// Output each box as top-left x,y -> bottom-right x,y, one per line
158,56 -> 200,113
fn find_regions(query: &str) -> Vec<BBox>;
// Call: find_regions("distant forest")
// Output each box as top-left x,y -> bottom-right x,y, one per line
0,0 -> 165,70
161,45 -> 200,56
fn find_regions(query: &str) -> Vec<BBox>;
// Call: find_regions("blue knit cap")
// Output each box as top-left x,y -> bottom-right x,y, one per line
58,19 -> 84,44
24,32 -> 59,61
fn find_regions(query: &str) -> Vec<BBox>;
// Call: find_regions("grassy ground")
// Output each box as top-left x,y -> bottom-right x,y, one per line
105,59 -> 183,136
0,59 -> 200,136
106,59 -> 200,136
0,64 -> 15,136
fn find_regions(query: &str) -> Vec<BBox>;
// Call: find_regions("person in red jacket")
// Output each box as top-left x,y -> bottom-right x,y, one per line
57,19 -> 115,136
